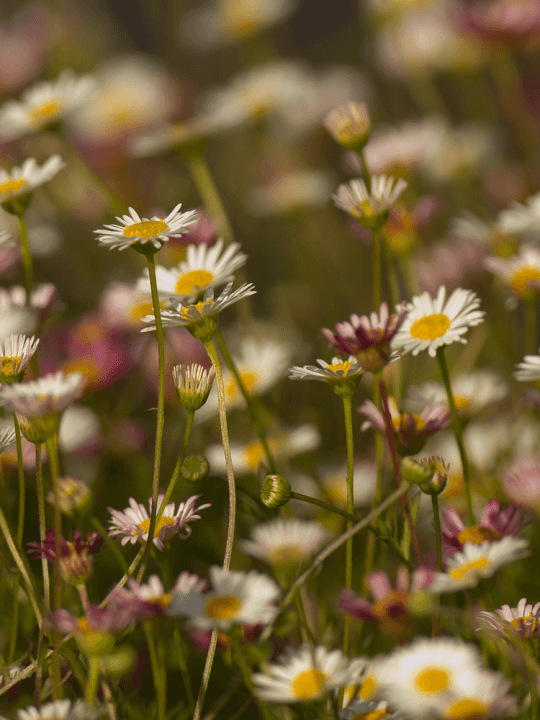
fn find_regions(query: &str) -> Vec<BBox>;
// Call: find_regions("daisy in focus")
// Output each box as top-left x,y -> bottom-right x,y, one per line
94,204 -> 198,251
478,597 -> 540,639
252,645 -> 365,703
169,565 -> 280,630
136,238 -> 247,302
428,537 -> 530,594
332,175 -> 408,230
289,356 -> 365,396
0,69 -> 95,141
391,286 -> 485,358
239,518 -> 330,567
107,493 -> 211,551
0,334 -> 39,383
0,156 -> 65,208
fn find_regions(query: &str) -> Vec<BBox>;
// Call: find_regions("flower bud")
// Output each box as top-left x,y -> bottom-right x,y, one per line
181,454 -> 210,482
324,102 -> 371,152
59,548 -> 94,585
419,456 -> 449,495
47,477 -> 93,517
172,363 -> 215,411
261,475 -> 291,508
17,412 -> 60,443
400,457 -> 433,487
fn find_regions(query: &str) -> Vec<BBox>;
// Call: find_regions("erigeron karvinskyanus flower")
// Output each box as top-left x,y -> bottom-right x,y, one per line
391,286 -> 485,358
47,477 -> 93,517
107,493 -> 211,551
110,572 -> 207,619
0,156 -> 65,214
289,356 -> 365,397
172,363 -> 215,411
332,175 -> 407,230
136,238 -> 247,302
240,518 -> 330,566
14,699 -> 104,720
27,528 -> 104,585
478,597 -> 540,639
141,281 -> 256,342
514,350 -> 540,381
485,245 -> 540,299
441,499 -> 525,554
94,205 -> 198,252
322,302 -> 408,373
0,334 -> 39,383
324,101 -> 371,151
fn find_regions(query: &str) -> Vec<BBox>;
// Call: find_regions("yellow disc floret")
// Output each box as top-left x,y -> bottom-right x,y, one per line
409,313 -> 451,341
291,668 -> 328,699
122,220 -> 168,239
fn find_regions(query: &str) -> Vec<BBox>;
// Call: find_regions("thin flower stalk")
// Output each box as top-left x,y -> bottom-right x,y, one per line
215,329 -> 276,473
9,415 -> 26,663
85,656 -> 101,705
373,228 -> 382,311
143,621 -> 166,720
432,493 -> 443,572
35,443 -> 50,613
90,515 -> 128,573
231,628 -> 276,720
100,547 -> 145,608
359,151 -> 372,193
377,375 -> 423,565
193,338 -> 237,720
173,622 -> 194,707
435,346 -> 475,525
526,297 -> 537,356
342,394 -> 355,661
16,212 -> 33,303
138,251 -> 167,583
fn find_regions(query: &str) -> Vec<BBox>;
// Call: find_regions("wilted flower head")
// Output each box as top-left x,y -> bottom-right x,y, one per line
28,528 -> 104,585
322,302 -> 408,373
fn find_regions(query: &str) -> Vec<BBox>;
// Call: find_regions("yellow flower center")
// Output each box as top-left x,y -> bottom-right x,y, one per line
28,99 -> 63,124
77,618 -> 92,635
326,361 -> 353,374
244,439 -> 277,470
453,394 -> 470,412
122,220 -> 168,239
225,369 -> 258,401
360,710 -> 388,720
291,668 -> 328,699
510,266 -> 540,296
194,298 -> 214,312
221,0 -> 260,36
356,200 -> 373,218
1,356 -> 22,376
359,675 -> 377,700
372,590 -> 409,618
268,543 -> 306,565
205,594 -> 242,619
136,515 -> 175,538
175,269 -> 215,296
409,313 -> 451,341
510,615 -> 538,634
0,177 -> 27,197
393,413 -> 427,434
129,299 -> 165,321
62,357 -> 100,384
449,556 -> 489,580
147,594 -> 172,609
445,698 -> 488,720
457,526 -> 501,545
415,667 -> 451,693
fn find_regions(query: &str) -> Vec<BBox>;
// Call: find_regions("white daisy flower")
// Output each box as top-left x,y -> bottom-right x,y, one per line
428,537 -> 530,594
195,334 -> 292,421
181,0 -> 296,51
407,370 -> 508,417
140,282 -> 256,334
0,371 -> 85,417
16,699 -> 103,720
239,518 -> 330,566
136,238 -> 247,302
94,204 -> 198,252
169,565 -> 280,630
391,286 -> 485,358
58,405 -> 101,456
0,156 -> 65,205
321,459 -> 377,509
0,334 -> 39,382
514,350 -> 540,381
332,175 -> 408,229
0,70 -> 95,141
438,670 -> 516,720
485,245 -> 540,298
107,493 -> 211,552
206,423 -> 320,475
253,645 -> 366,703
289,356 -> 365,383
498,191 -> 540,237
130,117 -> 213,157
246,170 -> 332,217
478,597 -> 540,639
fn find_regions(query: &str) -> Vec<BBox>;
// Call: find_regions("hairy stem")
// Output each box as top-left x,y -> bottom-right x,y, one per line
431,494 -> 443,572
342,395 -> 355,659
155,409 -> 194,526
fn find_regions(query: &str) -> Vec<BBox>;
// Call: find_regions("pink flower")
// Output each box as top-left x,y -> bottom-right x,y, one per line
478,597 -> 540,639
460,0 -> 540,48
441,499 -> 525,555
503,456 -> 540,511
110,572 -> 207,619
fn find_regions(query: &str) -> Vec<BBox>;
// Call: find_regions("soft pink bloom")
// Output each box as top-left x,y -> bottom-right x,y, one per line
338,566 -> 434,638
0,283 -> 58,321
416,238 -> 487,296
170,209 -> 217,246
460,0 -> 540,48
54,605 -> 133,636
0,3 -> 50,96
477,597 -> 540,638
441,499 -> 525,555
503,456 -> 540,510
111,572 -> 207,619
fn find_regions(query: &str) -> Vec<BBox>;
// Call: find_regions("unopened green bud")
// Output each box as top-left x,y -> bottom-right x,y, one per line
77,630 -> 115,657
17,412 -> 60,444
419,456 -> 449,496
100,645 -> 137,677
181,454 -> 210,482
400,457 -> 432,487
261,475 -> 291,508
59,550 -> 93,586
408,590 -> 434,617
172,363 -> 215,411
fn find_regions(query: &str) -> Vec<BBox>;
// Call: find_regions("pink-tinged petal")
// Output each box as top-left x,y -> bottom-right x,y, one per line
480,498 -> 501,527
338,589 -> 378,622
396,566 -> 410,592
366,571 -> 392,600
411,567 -> 436,591
441,507 -> 466,535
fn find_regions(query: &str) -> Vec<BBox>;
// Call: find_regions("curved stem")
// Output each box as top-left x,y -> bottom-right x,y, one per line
143,621 -> 166,720
289,491 -> 356,521
9,416 -> 27,663
90,515 -> 128,573
138,252 -> 166,583
342,395 -> 355,661
376,375 -> 423,565
215,330 -> 276,473
100,547 -> 144,608
435,346 -> 475,525
193,339 -> 237,720
16,212 -> 33,303
155,409 -> 194,527
35,443 -> 50,614
431,494 -> 443,572
358,151 -> 372,193
185,153 -> 235,246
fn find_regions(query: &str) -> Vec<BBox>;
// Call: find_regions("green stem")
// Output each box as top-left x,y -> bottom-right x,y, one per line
435,347 -> 475,525
372,228 -> 382,310
342,395 -> 355,660
143,621 -> 166,720
215,330 -> 276,474
8,416 -> 26,663
16,212 -> 33,303
90,515 -> 128,573
35,443 -> 50,614
431,494 -> 443,572
100,547 -> 144,608
529,658 -> 538,720
45,434 -> 62,700
154,409 -> 194,527
138,251 -> 166,583
289,491 -> 356,521
295,590 -> 315,647
186,153 -> 235,246
84,656 -> 101,705
173,622 -> 194,707
193,339 -> 237,720
0,502 -> 42,626
526,297 -> 537,356
358,151 -> 372,193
